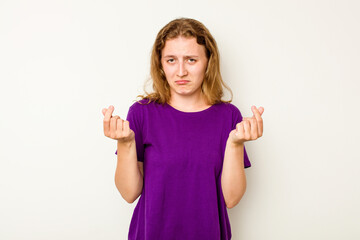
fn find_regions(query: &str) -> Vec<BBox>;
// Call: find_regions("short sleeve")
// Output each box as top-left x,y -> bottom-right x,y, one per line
115,103 -> 145,162
231,105 -> 251,168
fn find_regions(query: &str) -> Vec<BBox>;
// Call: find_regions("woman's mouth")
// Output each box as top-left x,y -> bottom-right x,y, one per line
175,80 -> 189,85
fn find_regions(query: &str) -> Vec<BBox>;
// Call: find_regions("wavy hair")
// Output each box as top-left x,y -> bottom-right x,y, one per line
136,17 -> 233,105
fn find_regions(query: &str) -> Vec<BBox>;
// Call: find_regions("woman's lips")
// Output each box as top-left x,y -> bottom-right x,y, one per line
175,80 -> 189,84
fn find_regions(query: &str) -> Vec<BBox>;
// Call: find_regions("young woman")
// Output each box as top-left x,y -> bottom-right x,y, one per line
102,17 -> 264,240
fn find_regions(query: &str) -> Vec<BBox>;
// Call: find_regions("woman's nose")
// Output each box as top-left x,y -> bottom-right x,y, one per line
176,61 -> 188,77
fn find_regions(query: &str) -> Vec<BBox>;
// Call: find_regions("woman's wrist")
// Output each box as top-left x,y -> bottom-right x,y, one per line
117,139 -> 135,149
226,138 -> 244,148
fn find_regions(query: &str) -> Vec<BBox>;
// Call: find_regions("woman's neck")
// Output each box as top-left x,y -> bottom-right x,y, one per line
168,92 -> 210,112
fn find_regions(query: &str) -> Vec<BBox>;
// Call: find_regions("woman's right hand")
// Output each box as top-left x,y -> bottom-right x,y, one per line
102,105 -> 135,143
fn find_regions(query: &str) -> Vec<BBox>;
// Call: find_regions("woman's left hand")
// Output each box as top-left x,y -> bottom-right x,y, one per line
229,106 -> 264,145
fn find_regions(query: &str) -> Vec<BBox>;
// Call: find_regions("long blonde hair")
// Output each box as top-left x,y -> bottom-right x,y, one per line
136,17 -> 233,105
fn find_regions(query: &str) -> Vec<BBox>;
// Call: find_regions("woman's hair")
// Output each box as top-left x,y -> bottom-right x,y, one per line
136,17 -> 233,105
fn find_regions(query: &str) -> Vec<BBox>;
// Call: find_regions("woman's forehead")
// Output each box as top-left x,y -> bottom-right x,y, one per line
162,36 -> 206,56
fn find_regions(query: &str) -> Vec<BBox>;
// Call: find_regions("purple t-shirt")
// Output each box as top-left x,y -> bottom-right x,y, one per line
115,99 -> 251,240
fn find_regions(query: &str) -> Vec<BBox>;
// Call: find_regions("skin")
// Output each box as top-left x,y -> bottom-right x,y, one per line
102,106 -> 143,203
222,106 -> 264,208
230,106 -> 264,145
101,36 -> 265,207
161,36 -> 210,111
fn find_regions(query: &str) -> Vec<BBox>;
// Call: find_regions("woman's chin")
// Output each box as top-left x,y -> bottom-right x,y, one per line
175,91 -> 195,96
171,87 -> 202,97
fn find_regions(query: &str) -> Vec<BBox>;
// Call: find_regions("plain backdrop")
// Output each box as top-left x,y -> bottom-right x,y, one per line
0,0 -> 359,239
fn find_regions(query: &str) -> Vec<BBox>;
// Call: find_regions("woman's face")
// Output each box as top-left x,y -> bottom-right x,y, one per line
161,36 -> 208,99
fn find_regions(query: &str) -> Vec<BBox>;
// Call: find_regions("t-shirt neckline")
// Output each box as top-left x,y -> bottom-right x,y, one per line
165,102 -> 217,114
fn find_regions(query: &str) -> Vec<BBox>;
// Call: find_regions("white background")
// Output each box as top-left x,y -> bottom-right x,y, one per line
1,0 -> 359,239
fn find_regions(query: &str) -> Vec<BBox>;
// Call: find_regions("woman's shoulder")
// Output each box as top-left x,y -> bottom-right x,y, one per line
218,101 -> 240,113
129,98 -> 161,111
131,98 -> 151,106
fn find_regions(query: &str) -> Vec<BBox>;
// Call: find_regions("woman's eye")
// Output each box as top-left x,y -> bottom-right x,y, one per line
188,59 -> 196,63
167,59 -> 175,63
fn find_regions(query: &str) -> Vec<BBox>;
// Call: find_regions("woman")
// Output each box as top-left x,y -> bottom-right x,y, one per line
102,17 -> 264,240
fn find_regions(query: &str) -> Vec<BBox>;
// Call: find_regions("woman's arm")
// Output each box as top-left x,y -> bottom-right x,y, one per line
115,139 -> 143,203
102,105 -> 144,203
222,105 -> 264,208
221,140 -> 246,209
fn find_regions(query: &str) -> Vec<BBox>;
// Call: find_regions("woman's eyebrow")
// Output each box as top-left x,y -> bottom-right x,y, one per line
162,55 -> 176,58
162,55 -> 199,58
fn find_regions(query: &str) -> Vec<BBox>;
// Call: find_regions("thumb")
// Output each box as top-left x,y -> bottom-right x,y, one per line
259,107 -> 264,115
